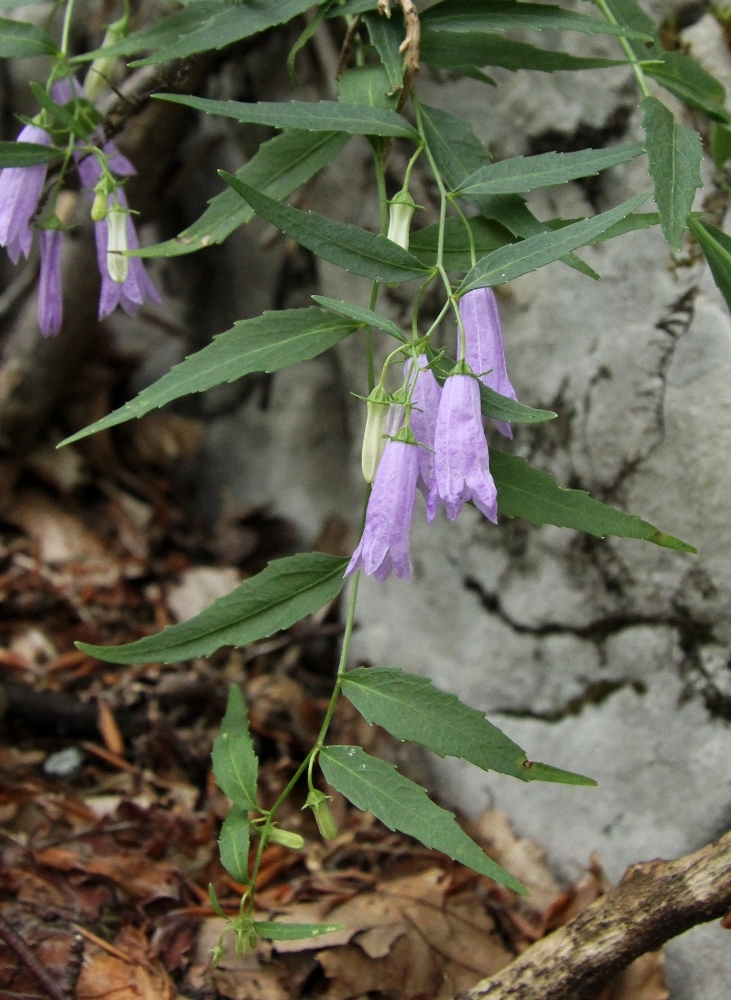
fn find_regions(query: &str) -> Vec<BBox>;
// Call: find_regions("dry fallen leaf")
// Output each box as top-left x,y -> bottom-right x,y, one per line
166,566 -> 243,623
77,928 -> 178,1000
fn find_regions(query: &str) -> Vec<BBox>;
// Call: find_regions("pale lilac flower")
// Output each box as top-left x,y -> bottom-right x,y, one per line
434,372 -> 497,523
38,229 -> 62,336
94,188 -> 161,319
406,355 -> 442,521
460,286 -> 516,438
346,437 -> 419,583
0,124 -> 52,264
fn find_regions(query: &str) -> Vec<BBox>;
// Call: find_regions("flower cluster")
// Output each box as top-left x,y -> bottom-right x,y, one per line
0,77 -> 159,337
347,287 -> 516,583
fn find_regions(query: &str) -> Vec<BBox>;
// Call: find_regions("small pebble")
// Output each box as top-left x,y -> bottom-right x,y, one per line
43,747 -> 83,779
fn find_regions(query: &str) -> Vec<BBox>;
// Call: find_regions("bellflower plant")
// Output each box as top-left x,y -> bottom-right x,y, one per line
49,0 -> 709,958
0,124 -> 51,264
460,287 -> 517,438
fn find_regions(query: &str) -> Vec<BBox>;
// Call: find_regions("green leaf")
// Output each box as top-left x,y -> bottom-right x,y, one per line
0,141 -> 62,167
428,350 -> 556,425
213,684 -> 259,812
421,28 -> 625,73
0,17 -> 58,57
311,295 -> 407,341
75,553 -> 350,664
155,94 -> 419,141
224,176 -> 430,283
319,745 -> 527,892
458,192 -> 650,292
131,0 -> 317,65
602,0 -> 660,58
420,0 -> 652,39
326,0 -> 379,15
645,51 -> 730,125
491,450 -> 696,551
417,104 -> 596,279
59,308 -> 358,445
73,2 -> 218,60
337,65 -> 398,110
364,10 -> 405,92
342,667 -> 594,785
135,129 -> 349,259
409,217 -> 516,271
28,83 -> 88,141
688,216 -> 731,314
711,122 -> 731,172
253,922 -> 345,940
545,211 -> 661,244
288,3 -> 328,83
219,804 -> 251,882
457,143 -> 644,197
642,97 -> 702,250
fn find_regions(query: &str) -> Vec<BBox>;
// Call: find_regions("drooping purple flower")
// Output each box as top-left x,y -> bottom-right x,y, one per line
405,355 -> 442,522
94,188 -> 161,319
38,229 -> 62,336
460,286 -> 516,438
0,124 -> 52,264
345,437 -> 419,583
433,372 -> 497,523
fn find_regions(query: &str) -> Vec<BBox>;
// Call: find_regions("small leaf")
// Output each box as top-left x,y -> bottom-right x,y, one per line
224,176 -> 430,284
135,129 -> 349,259
491,449 -> 696,552
213,685 -> 259,813
646,51 -> 730,124
689,216 -> 731,314
155,95 -> 420,141
420,0 -> 653,40
219,803 -> 252,881
59,308 -> 358,445
456,143 -> 644,197
0,141 -> 62,167
311,295 -> 407,341
209,883 -> 226,918
319,745 -> 527,893
342,667 -> 594,784
711,122 -> 731,171
642,97 -> 702,250
364,9 -> 406,91
421,28 -> 624,74
458,192 -> 650,292
0,16 -> 58,57
253,921 -> 345,941
75,553 -> 349,664
338,65 -> 398,110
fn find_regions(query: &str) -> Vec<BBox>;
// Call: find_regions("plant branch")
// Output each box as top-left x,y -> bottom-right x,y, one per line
460,829 -> 731,1000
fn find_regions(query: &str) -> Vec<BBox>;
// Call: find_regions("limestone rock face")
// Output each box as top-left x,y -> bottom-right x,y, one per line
174,9 -> 731,996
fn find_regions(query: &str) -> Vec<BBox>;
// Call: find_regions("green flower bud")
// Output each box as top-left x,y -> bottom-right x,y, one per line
84,17 -> 129,102
304,789 -> 338,841
90,188 -> 108,223
267,826 -> 305,850
386,189 -> 418,251
361,384 -> 392,483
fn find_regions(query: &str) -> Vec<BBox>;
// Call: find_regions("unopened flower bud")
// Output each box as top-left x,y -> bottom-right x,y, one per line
91,187 -> 108,223
304,789 -> 338,840
361,384 -> 391,483
84,18 -> 128,102
386,190 -> 417,251
106,198 -> 129,284
267,826 -> 305,850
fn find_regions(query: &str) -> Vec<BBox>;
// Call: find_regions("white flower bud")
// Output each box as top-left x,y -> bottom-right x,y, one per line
386,190 -> 417,251
84,19 -> 128,101
106,201 -> 129,284
361,386 -> 391,483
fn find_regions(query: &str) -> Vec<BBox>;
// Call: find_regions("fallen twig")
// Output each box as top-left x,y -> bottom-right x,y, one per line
0,911 -> 68,1000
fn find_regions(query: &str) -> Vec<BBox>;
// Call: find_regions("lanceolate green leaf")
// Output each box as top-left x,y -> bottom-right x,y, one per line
409,217 -> 516,271
642,97 -> 702,250
688,216 -> 731,313
154,95 -> 420,141
456,143 -> 644,197
225,176 -> 430,284
319,746 -> 527,893
311,295 -> 407,341
218,804 -> 251,883
491,450 -> 696,552
0,141 -> 62,167
363,10 -> 405,92
73,1 -> 218,60
76,553 -> 349,664
135,130 -> 349,259
254,922 -> 345,941
59,308 -> 358,445
213,685 -> 259,812
342,667 -> 595,785
131,0 -> 317,65
646,51 -> 730,125
337,65 -> 398,110
420,0 -> 652,39
0,17 -> 58,57
421,29 -> 625,74
458,192 -> 650,292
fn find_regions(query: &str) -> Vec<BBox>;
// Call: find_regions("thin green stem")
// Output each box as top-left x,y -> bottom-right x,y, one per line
366,282 -> 378,392
375,149 -> 389,237
450,196 -> 477,269
314,571 -> 361,744
593,0 -> 650,98
60,0 -> 77,56
411,275 -> 433,341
